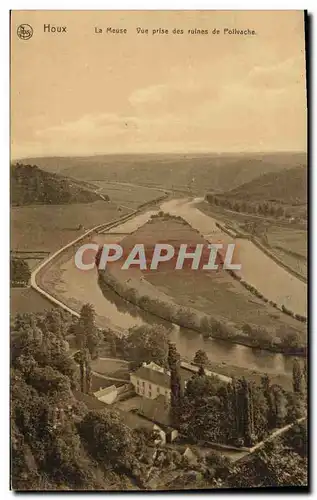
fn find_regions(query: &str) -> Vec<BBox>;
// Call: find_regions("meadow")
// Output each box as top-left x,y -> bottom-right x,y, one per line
265,225 -> 307,279
90,181 -> 166,210
10,287 -> 55,315
197,201 -> 307,281
10,201 -> 130,254
10,199 -> 130,315
115,216 -> 306,340
90,358 -> 130,381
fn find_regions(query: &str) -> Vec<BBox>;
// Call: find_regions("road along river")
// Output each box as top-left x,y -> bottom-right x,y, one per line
35,198 -> 306,377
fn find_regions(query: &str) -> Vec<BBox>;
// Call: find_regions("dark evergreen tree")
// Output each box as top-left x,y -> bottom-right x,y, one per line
198,365 -> 205,377
76,304 -> 101,359
231,378 -> 243,444
243,378 -> 255,446
261,374 -> 275,430
167,342 -> 183,428
292,359 -> 303,394
193,349 -> 209,368
74,348 -> 91,394
303,359 -> 307,384
10,258 -> 31,287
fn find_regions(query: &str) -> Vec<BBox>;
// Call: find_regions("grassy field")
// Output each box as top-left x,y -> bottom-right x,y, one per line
90,374 -> 120,393
204,360 -> 293,391
10,287 -> 56,316
91,358 -> 130,379
10,199 -> 131,318
117,216 -> 305,339
266,225 -> 307,258
266,225 -> 307,279
91,181 -> 166,210
197,201 -> 307,280
11,201 -> 130,254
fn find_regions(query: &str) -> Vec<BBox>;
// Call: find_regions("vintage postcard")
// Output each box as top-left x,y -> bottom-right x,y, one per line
10,10 -> 308,491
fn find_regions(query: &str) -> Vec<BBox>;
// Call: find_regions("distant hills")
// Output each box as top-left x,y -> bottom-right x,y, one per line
18,152 -> 307,193
11,163 -> 103,206
226,166 -> 307,205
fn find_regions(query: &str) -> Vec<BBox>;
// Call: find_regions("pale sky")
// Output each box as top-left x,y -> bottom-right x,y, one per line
11,10 -> 307,158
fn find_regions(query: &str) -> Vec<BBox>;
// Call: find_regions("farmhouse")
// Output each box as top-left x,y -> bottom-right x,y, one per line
138,394 -> 179,443
130,361 -> 194,400
73,390 -> 167,445
130,361 -> 231,400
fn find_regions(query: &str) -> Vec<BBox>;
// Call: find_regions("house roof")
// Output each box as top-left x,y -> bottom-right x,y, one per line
73,390 -> 164,433
94,385 -> 117,398
132,365 -> 194,389
133,365 -> 170,388
73,390 -> 108,411
115,408 -> 160,432
139,395 -> 172,428
182,447 -> 199,464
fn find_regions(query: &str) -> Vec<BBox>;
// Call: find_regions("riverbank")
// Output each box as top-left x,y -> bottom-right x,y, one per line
98,267 -> 306,356
216,220 -> 307,286
199,200 -> 307,284
214,221 -> 307,323
29,195 -> 306,379
31,209 -> 142,328
30,187 -> 169,323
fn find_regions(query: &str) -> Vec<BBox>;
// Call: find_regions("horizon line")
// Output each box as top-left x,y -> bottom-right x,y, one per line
12,149 -> 307,162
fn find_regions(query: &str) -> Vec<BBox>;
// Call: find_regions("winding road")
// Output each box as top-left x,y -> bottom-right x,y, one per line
30,210 -> 139,319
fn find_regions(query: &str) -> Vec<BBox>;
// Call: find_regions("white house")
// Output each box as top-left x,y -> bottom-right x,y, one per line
130,360 -> 230,401
130,361 -> 172,400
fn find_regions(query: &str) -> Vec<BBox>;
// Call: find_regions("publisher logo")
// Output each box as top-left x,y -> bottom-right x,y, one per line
17,24 -> 33,40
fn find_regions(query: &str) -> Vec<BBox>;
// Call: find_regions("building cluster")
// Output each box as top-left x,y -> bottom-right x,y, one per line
75,360 -> 230,446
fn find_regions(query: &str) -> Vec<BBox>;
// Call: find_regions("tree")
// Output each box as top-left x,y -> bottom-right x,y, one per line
227,440 -> 307,488
168,342 -> 183,428
283,331 -> 302,350
198,365 -> 205,376
226,378 -> 258,447
211,321 -> 230,339
182,374 -> 228,444
74,348 -> 91,394
283,420 -> 307,457
303,359 -> 307,385
10,258 -> 31,287
235,377 -> 255,447
75,304 -> 101,359
185,373 -> 221,401
175,308 -> 198,329
261,374 -> 275,430
255,443 -> 307,487
10,311 -> 141,491
286,392 -> 305,423
270,385 -> 288,428
193,349 -> 209,368
205,452 -> 231,481
44,310 -> 64,337
125,324 -> 169,366
292,359 -> 303,393
79,410 -> 137,471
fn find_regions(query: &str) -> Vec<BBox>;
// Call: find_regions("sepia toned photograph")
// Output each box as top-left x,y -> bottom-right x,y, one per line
10,10 -> 308,491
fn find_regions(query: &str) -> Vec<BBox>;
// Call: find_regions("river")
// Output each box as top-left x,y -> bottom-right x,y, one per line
49,198 -> 306,377
160,198 -> 307,317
